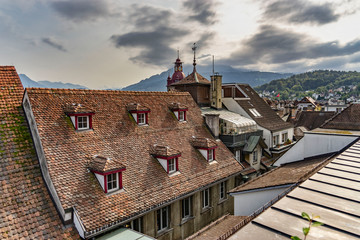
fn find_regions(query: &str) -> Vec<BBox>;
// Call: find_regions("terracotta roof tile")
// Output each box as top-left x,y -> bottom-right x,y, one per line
191,137 -> 217,148
64,103 -> 95,114
169,102 -> 188,110
150,145 -> 181,158
170,71 -> 210,86
89,156 -> 126,173
0,66 -> 78,239
126,102 -> 150,112
25,87 -> 242,235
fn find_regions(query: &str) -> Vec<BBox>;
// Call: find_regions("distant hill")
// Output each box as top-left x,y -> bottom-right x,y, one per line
19,74 -> 88,89
254,70 -> 360,99
123,64 -> 293,91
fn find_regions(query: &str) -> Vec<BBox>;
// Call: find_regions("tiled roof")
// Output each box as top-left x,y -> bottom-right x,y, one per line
235,84 -> 293,131
170,71 -> 210,86
320,103 -> 360,130
0,66 -> 78,239
25,88 -> 242,235
126,102 -> 150,112
150,145 -> 181,158
229,155 -> 330,193
293,111 -> 335,130
169,102 -> 188,110
64,103 -> 94,114
191,137 -> 218,148
89,155 -> 126,173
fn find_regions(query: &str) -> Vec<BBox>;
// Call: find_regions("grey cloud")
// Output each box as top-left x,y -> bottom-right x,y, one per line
51,0 -> 110,22
110,27 -> 190,66
127,4 -> 172,29
263,0 -> 339,25
226,25 -> 360,66
183,0 -> 218,25
42,37 -> 67,52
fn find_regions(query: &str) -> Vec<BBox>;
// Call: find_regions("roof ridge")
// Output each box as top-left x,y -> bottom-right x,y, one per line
320,103 -> 353,128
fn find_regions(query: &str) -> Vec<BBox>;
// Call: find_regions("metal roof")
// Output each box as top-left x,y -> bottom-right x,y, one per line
201,108 -> 256,128
228,140 -> 360,240
97,228 -> 155,240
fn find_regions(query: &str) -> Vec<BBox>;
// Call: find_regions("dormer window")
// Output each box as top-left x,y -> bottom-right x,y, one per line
191,137 -> 218,163
64,103 -> 95,130
169,103 -> 188,122
89,156 -> 126,194
151,145 -> 181,174
127,103 -> 150,126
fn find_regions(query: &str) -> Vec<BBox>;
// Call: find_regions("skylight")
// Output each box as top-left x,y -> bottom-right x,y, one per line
249,108 -> 261,117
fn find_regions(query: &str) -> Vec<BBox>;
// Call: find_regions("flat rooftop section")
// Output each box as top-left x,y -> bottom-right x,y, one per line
187,215 -> 247,240
229,155 -> 330,193
311,127 -> 360,136
228,140 -> 360,239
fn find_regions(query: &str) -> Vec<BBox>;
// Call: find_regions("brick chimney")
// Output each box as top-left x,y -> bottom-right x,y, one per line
211,73 -> 222,109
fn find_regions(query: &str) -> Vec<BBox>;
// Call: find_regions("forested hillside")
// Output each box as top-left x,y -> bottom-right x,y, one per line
255,70 -> 360,100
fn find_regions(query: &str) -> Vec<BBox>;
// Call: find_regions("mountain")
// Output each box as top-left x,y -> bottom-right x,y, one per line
254,70 -> 360,99
122,64 -> 293,91
19,74 -> 88,89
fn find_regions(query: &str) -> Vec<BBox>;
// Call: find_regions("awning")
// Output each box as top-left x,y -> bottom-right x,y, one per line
201,108 -> 256,128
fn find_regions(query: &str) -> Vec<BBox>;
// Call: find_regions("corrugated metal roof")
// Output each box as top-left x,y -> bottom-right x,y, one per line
201,108 -> 256,128
97,228 -> 155,240
228,140 -> 360,240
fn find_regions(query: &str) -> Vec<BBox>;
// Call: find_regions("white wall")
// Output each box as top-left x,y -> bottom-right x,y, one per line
199,149 -> 208,160
222,98 -> 252,120
259,126 -> 271,148
232,186 -> 289,216
157,158 -> 168,172
73,209 -> 85,239
94,173 -> 105,190
274,132 -> 358,166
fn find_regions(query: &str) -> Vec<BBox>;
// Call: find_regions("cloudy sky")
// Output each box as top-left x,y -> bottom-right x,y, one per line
1,0 -> 360,89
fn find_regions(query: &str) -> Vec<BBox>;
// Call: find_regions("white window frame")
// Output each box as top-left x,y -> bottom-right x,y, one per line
202,188 -> 210,209
157,206 -> 169,232
182,196 -> 192,219
178,111 -> 185,121
219,181 -> 226,200
208,149 -> 214,162
282,132 -> 288,143
107,172 -> 118,192
273,135 -> 279,146
137,113 -> 146,125
77,116 -> 89,130
252,151 -> 258,165
168,158 -> 176,173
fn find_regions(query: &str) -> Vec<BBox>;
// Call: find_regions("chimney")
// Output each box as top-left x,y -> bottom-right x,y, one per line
210,73 -> 222,109
204,113 -> 220,139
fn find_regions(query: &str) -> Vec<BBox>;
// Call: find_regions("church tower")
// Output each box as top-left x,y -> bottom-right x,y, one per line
167,50 -> 185,91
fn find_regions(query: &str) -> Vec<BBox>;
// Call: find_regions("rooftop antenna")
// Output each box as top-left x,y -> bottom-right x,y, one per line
212,55 -> 215,75
177,48 -> 180,59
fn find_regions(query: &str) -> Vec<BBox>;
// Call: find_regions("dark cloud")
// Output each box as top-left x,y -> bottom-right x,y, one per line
183,0 -> 218,25
127,4 -> 172,29
225,25 -> 360,67
51,0 -> 111,22
110,26 -> 190,66
263,0 -> 339,25
42,37 -> 67,52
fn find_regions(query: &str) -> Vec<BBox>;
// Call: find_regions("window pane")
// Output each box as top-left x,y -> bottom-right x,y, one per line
162,207 -> 168,229
157,210 -> 161,231
77,116 -> 88,129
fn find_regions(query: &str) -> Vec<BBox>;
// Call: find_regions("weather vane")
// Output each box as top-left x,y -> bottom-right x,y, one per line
192,43 -> 197,67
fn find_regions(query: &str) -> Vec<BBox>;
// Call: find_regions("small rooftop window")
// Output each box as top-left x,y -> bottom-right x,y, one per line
249,108 -> 261,117
150,145 -> 181,174
64,103 -> 95,130
191,137 -> 218,162
169,102 -> 188,122
127,103 -> 150,126
89,155 -> 126,194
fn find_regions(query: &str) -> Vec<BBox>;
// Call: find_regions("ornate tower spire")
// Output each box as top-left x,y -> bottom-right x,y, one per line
192,43 -> 197,72
167,50 -> 185,90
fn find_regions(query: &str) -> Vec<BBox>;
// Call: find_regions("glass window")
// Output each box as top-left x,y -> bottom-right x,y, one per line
168,158 -> 176,173
273,135 -> 279,146
208,149 -> 214,162
252,151 -> 258,165
282,132 -> 288,143
138,113 -> 146,125
219,181 -> 226,200
131,218 -> 142,233
179,111 -> 185,121
182,197 -> 192,219
235,150 -> 241,162
77,116 -> 88,129
202,188 -> 210,209
107,173 -> 118,191
157,206 -> 169,232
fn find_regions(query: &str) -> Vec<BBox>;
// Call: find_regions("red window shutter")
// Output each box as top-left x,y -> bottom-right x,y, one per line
213,148 -> 216,160
104,175 -> 108,193
89,115 -> 92,129
184,111 -> 187,121
136,113 -> 139,124
176,157 -> 179,171
146,113 -> 148,124
75,116 -> 78,130
119,172 -> 122,189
